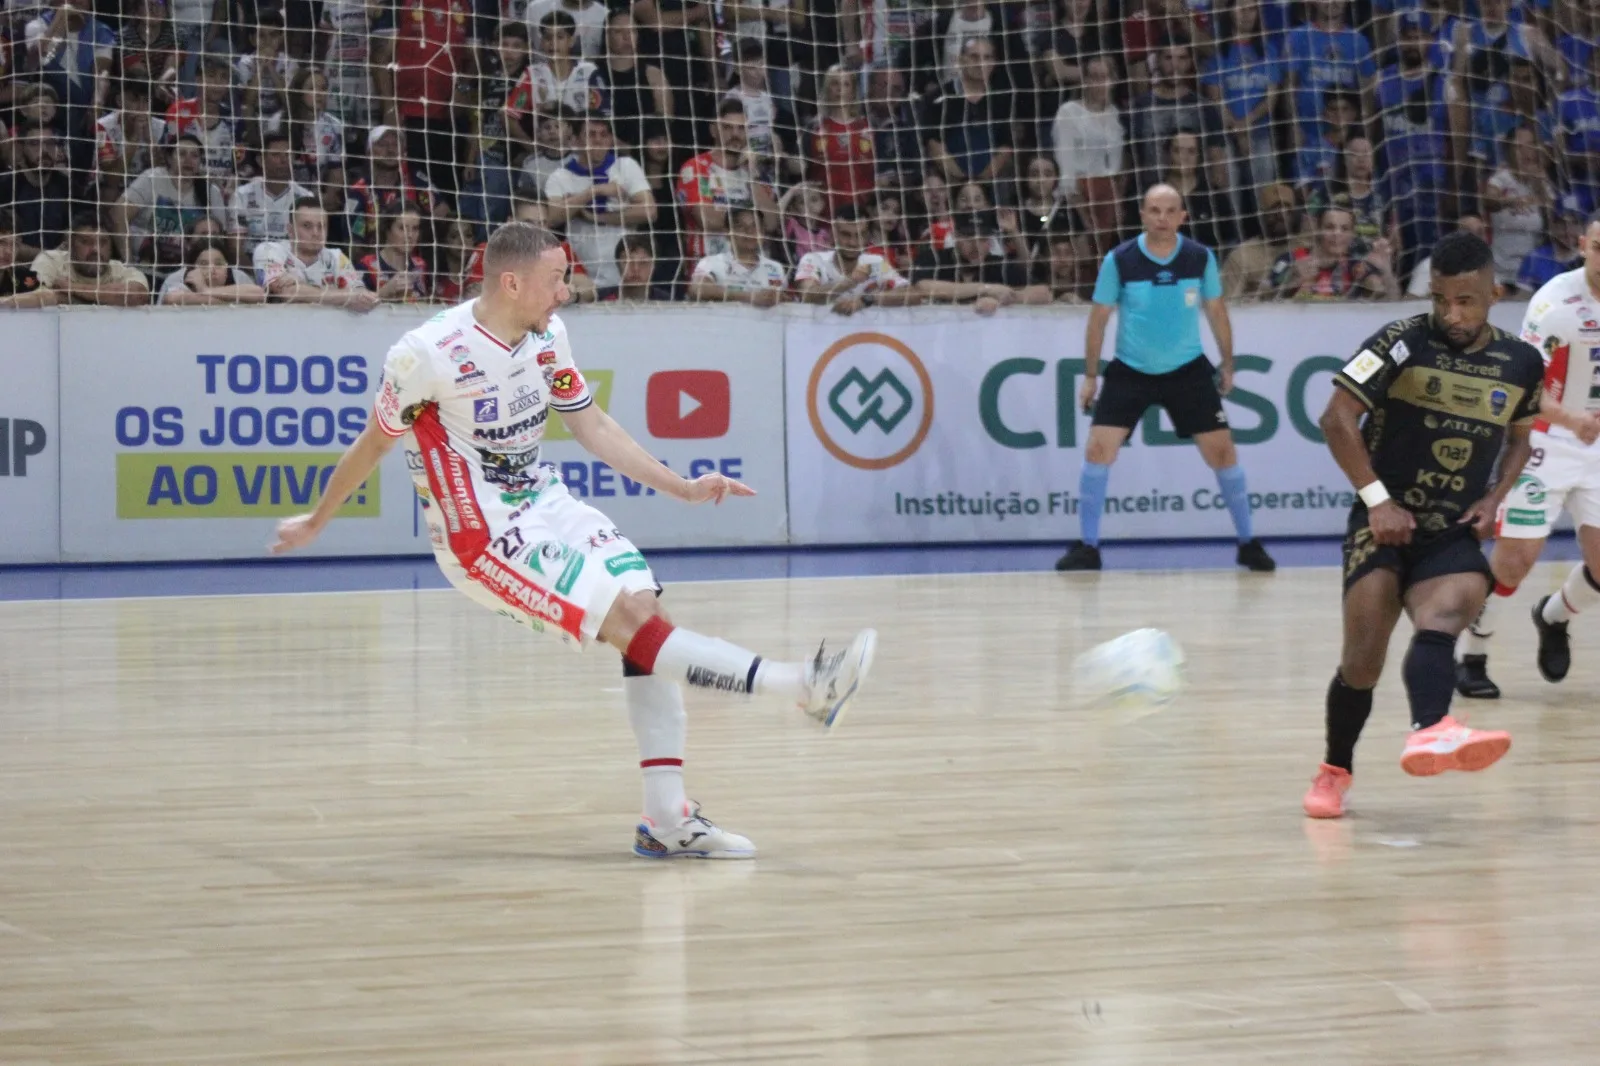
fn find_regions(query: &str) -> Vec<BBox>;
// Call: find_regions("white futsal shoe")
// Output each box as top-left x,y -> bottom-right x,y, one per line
801,628 -> 878,730
633,802 -> 756,860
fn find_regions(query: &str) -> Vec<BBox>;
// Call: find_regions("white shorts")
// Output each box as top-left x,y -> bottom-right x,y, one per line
414,439 -> 657,648
1498,431 -> 1600,539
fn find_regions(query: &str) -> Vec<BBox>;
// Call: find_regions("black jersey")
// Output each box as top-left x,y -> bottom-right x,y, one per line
1332,313 -> 1544,537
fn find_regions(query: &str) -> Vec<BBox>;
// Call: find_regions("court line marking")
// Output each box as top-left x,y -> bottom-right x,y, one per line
0,560 -> 1346,608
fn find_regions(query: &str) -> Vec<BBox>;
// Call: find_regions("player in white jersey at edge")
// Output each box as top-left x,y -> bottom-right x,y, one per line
271,221 -> 878,859
1456,219 -> 1600,698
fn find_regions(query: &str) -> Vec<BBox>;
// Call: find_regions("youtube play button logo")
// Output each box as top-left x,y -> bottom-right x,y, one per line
646,370 -> 731,439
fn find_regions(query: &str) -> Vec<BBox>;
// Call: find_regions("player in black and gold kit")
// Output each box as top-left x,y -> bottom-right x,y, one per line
1303,233 -> 1545,819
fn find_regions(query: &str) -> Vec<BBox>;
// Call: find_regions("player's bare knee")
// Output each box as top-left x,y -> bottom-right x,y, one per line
1490,542 -> 1540,586
1085,437 -> 1121,465
1338,652 -> 1384,690
598,590 -> 658,647
1412,603 -> 1474,635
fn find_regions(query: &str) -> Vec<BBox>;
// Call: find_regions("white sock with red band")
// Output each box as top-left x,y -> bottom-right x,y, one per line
625,673 -> 689,828
1543,566 -> 1600,625
1461,581 -> 1517,656
625,617 -> 804,701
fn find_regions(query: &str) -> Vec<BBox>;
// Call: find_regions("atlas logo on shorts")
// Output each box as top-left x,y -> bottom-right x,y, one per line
646,370 -> 730,439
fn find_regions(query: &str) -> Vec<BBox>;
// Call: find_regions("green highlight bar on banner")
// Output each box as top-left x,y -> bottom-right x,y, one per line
116,452 -> 381,519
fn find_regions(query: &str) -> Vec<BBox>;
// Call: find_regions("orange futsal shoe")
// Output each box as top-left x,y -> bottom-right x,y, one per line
1399,717 -> 1511,777
1303,763 -> 1353,819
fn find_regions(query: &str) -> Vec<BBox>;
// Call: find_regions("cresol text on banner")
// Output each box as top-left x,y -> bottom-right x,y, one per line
784,303 -> 1530,545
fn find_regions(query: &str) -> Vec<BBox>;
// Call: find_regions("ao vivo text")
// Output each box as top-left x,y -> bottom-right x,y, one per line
116,354 -> 372,448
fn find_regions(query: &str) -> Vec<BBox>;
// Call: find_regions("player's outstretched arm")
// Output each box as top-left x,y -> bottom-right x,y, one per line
271,421 -> 401,552
561,403 -> 755,505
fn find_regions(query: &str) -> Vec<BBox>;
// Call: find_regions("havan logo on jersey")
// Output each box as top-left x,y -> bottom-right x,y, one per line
507,384 -> 542,417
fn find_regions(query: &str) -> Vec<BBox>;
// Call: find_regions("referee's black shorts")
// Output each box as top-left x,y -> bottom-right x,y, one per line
1091,355 -> 1228,439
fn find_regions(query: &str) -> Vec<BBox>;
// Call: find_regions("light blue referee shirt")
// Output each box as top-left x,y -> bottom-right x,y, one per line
1091,234 -> 1224,374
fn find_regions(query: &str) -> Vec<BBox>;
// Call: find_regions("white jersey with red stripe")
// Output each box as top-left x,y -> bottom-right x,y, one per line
372,299 -> 657,646
1520,268 -> 1600,442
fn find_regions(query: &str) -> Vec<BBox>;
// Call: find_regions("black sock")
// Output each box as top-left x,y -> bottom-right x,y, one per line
1325,671 -> 1374,772
1403,629 -> 1457,730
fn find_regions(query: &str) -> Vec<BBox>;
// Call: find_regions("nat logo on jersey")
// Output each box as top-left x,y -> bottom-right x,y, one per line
473,398 -> 498,423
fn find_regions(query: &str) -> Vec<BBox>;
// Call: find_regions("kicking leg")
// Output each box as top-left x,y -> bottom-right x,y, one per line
1399,572 -> 1511,777
1457,536 -> 1544,698
1304,568 -> 1403,819
599,589 -> 877,730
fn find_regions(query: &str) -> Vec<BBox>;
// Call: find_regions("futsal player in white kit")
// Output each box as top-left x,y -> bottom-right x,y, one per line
1456,223 -> 1600,698
271,221 -> 878,859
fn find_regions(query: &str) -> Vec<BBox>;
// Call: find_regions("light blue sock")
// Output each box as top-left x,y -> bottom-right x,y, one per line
1078,462 -> 1110,547
1216,465 -> 1253,543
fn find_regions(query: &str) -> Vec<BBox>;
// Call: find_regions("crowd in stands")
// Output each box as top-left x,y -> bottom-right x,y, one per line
1,0 -> 1596,312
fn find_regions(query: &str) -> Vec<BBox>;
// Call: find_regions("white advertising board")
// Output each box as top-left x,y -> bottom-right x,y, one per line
0,312 -> 61,563
785,303 -> 1532,544
56,306 -> 786,562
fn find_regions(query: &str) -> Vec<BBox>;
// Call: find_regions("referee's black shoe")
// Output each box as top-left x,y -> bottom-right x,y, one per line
1455,654 -> 1501,699
1532,596 -> 1572,683
1236,538 -> 1277,572
1055,541 -> 1102,571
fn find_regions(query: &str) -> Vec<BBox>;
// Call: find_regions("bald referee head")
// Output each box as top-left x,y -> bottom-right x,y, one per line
1141,184 -> 1187,249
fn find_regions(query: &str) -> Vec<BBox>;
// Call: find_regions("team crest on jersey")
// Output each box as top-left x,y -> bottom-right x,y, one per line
1489,388 -> 1508,417
449,344 -> 472,363
474,398 -> 499,423
1425,375 -> 1442,397
551,368 -> 584,401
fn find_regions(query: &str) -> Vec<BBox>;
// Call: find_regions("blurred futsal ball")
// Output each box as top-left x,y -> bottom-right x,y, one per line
1074,628 -> 1186,713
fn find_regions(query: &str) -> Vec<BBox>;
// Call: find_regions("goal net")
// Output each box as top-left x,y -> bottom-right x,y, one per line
3,0 -> 1594,306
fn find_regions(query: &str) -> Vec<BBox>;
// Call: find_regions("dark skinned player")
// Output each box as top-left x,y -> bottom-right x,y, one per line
1304,232 -> 1544,818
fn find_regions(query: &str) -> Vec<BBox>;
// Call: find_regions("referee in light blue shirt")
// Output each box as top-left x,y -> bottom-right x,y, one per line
1057,184 -> 1276,572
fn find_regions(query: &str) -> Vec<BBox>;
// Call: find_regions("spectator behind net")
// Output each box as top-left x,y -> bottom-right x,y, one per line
913,211 -> 1049,314
31,213 -> 152,307
544,113 -> 658,289
253,196 -> 379,311
0,124 -> 71,260
158,236 -> 267,305
688,206 -> 789,306
928,36 -> 1014,194
794,203 -> 920,315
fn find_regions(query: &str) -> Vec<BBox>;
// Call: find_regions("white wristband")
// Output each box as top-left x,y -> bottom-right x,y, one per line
1358,482 -> 1391,509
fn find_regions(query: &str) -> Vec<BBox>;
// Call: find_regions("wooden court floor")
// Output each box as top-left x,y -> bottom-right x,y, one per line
2,566 -> 1599,1065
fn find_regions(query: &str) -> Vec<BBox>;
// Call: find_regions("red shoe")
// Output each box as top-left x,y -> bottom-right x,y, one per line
1399,716 -> 1511,777
1303,763 -> 1352,819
